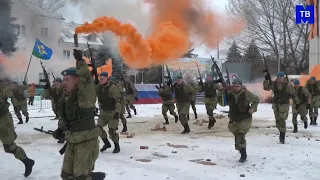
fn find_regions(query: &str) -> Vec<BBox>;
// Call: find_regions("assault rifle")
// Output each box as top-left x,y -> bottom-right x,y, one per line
225,64 -> 231,86
195,62 -> 203,88
51,72 -> 56,82
262,53 -> 272,86
40,61 -> 50,87
210,56 -> 228,105
164,64 -> 173,86
34,126 -> 66,155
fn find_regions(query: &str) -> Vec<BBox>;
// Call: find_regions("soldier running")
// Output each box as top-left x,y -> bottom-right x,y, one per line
219,78 -> 259,163
156,82 -> 178,124
198,75 -> 221,129
11,81 -> 29,124
304,76 -> 320,125
53,50 -> 105,180
292,79 -> 311,132
96,72 -> 121,153
0,79 -> 35,177
123,75 -> 138,118
185,75 -> 198,120
115,77 -> 128,132
172,75 -> 194,134
263,71 -> 300,144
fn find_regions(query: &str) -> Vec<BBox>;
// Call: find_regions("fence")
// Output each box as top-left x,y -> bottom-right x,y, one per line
9,94 -> 52,113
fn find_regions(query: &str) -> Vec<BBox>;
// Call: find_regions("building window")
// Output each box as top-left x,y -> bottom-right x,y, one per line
41,28 -> 48,37
63,50 -> 71,60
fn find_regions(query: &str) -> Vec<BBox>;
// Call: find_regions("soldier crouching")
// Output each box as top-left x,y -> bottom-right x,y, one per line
53,50 -> 105,180
96,72 -> 121,153
0,79 -> 35,177
173,75 -> 194,134
219,78 -> 259,163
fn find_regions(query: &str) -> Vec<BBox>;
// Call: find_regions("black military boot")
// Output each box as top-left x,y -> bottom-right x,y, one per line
122,124 -> 128,132
174,115 -> 178,123
187,115 -> 190,120
194,112 -> 198,119
239,148 -> 247,163
310,116 -> 314,125
163,118 -> 169,125
293,124 -> 298,133
112,142 -> 120,153
304,121 -> 308,129
314,117 -> 318,125
21,158 -> 35,177
208,118 -> 216,129
126,113 -> 132,118
17,118 -> 23,124
279,132 -> 285,144
25,116 -> 29,123
90,172 -> 106,180
57,138 -> 65,144
100,139 -> 112,152
134,109 -> 137,115
181,123 -> 190,134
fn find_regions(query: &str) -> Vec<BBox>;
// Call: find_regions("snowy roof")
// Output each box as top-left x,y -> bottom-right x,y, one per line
60,22 -> 103,45
18,0 -> 64,20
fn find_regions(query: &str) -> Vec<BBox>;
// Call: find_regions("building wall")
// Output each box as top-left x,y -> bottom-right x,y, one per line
309,37 -> 319,72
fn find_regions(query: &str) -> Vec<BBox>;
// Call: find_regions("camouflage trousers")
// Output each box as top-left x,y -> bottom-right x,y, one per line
97,110 -> 119,143
228,118 -> 252,150
120,101 -> 127,125
162,103 -> 177,118
176,102 -> 190,126
204,97 -> 218,121
13,100 -> 29,119
51,101 -> 59,117
125,95 -> 136,113
309,97 -> 320,118
61,138 -> 99,180
190,101 -> 197,113
292,104 -> 308,125
272,104 -> 290,133
0,112 -> 27,160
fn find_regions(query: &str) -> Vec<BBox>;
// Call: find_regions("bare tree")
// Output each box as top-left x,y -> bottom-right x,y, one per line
27,0 -> 66,12
227,0 -> 309,74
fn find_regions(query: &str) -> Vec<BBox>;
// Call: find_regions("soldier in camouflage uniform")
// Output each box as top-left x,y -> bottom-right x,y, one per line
155,82 -> 178,124
0,79 -> 35,177
11,81 -> 29,124
185,75 -> 198,120
115,77 -> 128,132
123,75 -> 138,118
172,75 -> 194,134
96,72 -> 121,153
198,75 -> 221,129
263,71 -> 300,144
53,50 -> 105,180
43,78 -> 64,120
304,76 -> 320,125
219,78 -> 259,163
292,79 -> 311,132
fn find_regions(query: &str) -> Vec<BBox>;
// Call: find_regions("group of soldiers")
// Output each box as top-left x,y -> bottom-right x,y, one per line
1,49 -> 320,179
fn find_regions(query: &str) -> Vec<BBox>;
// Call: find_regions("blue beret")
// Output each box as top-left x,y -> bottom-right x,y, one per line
232,78 -> 242,85
100,71 -> 108,77
176,75 -> 183,79
61,67 -> 77,76
55,78 -> 62,83
293,79 -> 300,85
109,76 -> 116,81
310,76 -> 316,81
276,71 -> 285,77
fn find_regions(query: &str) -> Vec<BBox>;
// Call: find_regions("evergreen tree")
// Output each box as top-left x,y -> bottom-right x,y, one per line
111,56 -> 123,79
0,0 -> 18,55
96,46 -> 112,67
226,41 -> 242,62
243,40 -> 263,80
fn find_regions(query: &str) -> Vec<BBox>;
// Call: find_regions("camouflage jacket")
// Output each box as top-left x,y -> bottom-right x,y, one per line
96,81 -> 121,112
158,86 -> 174,104
263,80 -> 300,105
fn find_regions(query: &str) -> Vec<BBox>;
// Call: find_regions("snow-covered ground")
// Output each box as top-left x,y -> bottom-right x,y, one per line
1,103 -> 320,180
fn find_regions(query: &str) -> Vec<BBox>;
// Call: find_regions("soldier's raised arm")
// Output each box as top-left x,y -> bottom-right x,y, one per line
76,60 -> 97,107
263,80 -> 273,91
245,89 -> 259,112
287,83 -> 300,104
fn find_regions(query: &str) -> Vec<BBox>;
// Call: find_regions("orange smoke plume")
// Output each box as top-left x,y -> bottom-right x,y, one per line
75,0 -> 245,69
82,57 -> 113,77
299,65 -> 320,86
0,52 -> 27,74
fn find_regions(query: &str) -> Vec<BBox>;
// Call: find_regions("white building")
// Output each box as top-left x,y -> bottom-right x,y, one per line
10,0 -> 103,84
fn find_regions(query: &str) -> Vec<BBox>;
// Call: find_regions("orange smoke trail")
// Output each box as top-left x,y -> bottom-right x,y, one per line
82,57 -> 113,77
75,0 -> 245,69
0,52 -> 27,74
299,65 -> 320,86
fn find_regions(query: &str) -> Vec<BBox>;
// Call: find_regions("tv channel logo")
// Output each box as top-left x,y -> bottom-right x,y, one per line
296,5 -> 314,24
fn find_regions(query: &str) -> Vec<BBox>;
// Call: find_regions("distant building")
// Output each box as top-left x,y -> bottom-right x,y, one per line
10,0 -> 103,84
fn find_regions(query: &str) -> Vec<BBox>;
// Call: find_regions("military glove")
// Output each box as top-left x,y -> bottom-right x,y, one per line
307,104 -> 311,109
135,96 -> 139,101
53,128 -> 64,140
265,73 -> 271,81
155,85 -> 159,89
23,81 -> 27,85
44,82 -> 50,89
113,112 -> 119,120
295,104 -> 300,110
73,49 -> 83,61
